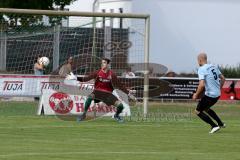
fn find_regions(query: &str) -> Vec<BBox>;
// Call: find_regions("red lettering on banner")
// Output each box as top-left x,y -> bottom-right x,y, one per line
97,105 -> 105,112
3,81 -> 23,91
74,96 -> 79,101
79,83 -> 94,91
93,103 -> 116,113
75,103 -> 84,112
106,106 -> 114,112
109,106 -> 117,112
74,96 -> 85,102
41,82 -> 60,90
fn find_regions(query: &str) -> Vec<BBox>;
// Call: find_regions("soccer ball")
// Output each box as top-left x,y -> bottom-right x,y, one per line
39,57 -> 50,66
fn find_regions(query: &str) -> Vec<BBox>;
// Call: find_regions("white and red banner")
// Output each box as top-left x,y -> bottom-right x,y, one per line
1,74 -> 240,101
38,89 -> 131,116
0,74 -> 131,116
0,75 -> 60,97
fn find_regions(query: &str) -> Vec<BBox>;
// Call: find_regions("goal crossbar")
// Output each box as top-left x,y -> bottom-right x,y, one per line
0,8 -> 149,19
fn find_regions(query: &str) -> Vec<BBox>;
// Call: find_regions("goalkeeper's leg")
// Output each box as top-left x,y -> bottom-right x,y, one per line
114,101 -> 124,116
113,101 -> 124,122
77,96 -> 92,121
83,96 -> 93,114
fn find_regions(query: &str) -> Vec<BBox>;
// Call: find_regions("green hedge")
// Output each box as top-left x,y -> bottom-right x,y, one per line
219,64 -> 240,78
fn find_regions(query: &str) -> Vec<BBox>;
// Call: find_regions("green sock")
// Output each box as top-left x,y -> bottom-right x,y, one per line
84,97 -> 92,113
116,103 -> 124,116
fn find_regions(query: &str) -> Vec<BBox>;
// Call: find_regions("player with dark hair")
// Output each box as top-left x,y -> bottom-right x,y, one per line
67,58 -> 134,122
193,52 -> 226,133
59,56 -> 73,77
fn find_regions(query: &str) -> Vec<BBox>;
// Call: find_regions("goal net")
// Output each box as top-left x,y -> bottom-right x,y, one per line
0,8 -> 150,118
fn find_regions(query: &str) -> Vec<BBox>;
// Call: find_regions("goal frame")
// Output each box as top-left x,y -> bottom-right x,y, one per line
0,8 -> 150,116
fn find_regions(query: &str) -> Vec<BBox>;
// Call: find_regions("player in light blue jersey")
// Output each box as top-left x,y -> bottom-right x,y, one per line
193,53 -> 225,134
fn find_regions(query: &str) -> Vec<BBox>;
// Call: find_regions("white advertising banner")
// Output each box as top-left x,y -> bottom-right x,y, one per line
38,89 -> 131,116
0,75 -> 60,97
0,74 -> 131,116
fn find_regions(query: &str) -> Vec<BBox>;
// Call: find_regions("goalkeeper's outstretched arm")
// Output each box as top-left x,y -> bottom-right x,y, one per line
77,71 -> 98,82
111,72 -> 129,94
112,73 -> 136,101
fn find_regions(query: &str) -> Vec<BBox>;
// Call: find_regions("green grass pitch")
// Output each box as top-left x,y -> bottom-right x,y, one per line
0,101 -> 240,160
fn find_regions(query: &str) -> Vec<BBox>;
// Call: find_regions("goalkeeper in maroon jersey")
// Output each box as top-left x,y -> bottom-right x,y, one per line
67,58 -> 133,122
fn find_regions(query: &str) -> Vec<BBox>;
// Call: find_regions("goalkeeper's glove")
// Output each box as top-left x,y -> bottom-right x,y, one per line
65,72 -> 77,80
128,90 -> 137,101
129,89 -> 136,94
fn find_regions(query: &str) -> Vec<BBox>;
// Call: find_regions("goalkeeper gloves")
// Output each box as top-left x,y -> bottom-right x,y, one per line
129,89 -> 136,94
128,90 -> 137,101
65,72 -> 77,80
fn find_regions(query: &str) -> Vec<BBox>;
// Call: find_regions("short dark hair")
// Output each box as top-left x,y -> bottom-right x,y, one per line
102,58 -> 111,64
68,56 -> 73,60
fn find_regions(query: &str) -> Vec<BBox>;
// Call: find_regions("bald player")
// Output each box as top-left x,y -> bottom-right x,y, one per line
193,52 -> 226,134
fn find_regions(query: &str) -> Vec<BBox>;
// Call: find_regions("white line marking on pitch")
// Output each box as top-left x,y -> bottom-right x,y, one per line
0,123 -> 203,129
0,151 -> 238,157
0,151 -> 213,157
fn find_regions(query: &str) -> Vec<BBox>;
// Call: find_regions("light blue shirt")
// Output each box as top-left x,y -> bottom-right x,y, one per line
34,63 -> 44,75
198,64 -> 222,98
34,69 -> 43,75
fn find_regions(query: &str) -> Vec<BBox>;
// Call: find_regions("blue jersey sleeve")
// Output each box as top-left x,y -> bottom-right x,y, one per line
198,67 -> 205,80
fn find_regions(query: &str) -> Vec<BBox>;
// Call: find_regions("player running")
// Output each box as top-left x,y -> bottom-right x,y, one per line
67,58 -> 134,122
193,52 -> 226,134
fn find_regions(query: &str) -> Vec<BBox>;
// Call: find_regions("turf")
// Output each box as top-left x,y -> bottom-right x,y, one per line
0,101 -> 240,160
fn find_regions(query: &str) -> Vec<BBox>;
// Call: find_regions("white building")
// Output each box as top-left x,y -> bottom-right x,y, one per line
67,0 -> 240,73
67,0 -> 133,28
94,0 -> 132,13
94,0 -> 132,28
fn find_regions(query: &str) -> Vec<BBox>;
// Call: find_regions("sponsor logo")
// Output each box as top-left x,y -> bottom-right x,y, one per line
78,83 -> 94,91
104,41 -> 132,51
3,81 -> 23,91
41,82 -> 60,90
75,102 -> 117,113
49,92 -> 73,114
99,77 -> 111,83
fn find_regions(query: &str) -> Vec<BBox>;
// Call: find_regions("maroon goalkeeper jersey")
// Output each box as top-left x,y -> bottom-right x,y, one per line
79,69 -> 128,94
95,69 -> 114,92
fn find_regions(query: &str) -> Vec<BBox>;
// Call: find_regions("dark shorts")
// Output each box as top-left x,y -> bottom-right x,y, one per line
90,90 -> 119,106
196,95 -> 219,112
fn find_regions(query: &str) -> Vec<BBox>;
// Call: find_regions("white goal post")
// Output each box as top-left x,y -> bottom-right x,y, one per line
0,8 -> 150,116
